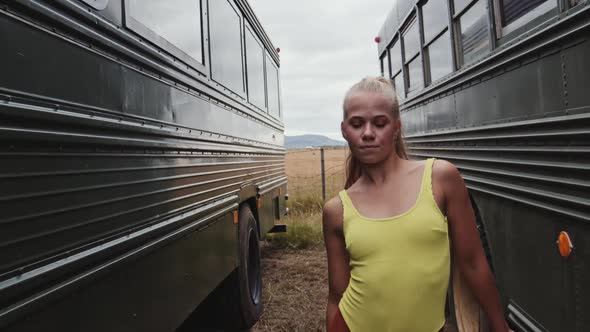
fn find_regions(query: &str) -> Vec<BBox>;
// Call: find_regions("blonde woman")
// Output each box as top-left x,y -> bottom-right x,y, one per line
323,77 -> 512,332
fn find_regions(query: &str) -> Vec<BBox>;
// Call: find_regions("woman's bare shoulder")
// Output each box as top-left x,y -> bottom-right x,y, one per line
322,195 -> 344,228
432,158 -> 467,200
432,158 -> 462,182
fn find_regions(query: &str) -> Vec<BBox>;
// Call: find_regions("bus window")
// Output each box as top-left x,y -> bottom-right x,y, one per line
393,72 -> 405,103
453,0 -> 471,14
245,27 -> 266,111
421,0 -> 452,84
380,54 -> 386,77
389,40 -> 402,79
494,0 -> 556,38
422,0 -> 448,44
499,0 -> 548,27
389,39 -> 405,100
403,18 -> 421,61
407,57 -> 424,94
403,17 -> 423,94
80,0 -> 108,10
209,0 -> 245,95
127,0 -> 203,65
428,30 -> 453,82
457,0 -> 490,66
266,57 -> 280,118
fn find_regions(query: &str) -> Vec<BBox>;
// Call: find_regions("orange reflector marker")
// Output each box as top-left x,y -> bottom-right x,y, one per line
557,231 -> 573,258
233,210 -> 238,225
257,198 -> 262,209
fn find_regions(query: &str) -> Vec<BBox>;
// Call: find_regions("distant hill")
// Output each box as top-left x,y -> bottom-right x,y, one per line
285,134 -> 346,149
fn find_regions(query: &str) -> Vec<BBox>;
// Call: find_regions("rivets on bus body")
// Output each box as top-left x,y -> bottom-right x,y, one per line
557,231 -> 573,258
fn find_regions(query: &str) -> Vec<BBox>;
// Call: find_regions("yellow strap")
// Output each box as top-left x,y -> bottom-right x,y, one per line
421,158 -> 435,196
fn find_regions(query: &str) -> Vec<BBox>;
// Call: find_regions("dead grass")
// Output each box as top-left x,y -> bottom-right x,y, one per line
250,149 -> 345,332
264,212 -> 323,250
286,148 -> 347,208
252,245 -> 328,332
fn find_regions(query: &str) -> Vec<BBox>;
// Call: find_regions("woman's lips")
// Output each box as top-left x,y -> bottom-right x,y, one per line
359,145 -> 379,150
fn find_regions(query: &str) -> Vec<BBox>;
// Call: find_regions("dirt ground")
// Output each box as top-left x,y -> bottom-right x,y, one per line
252,244 -> 328,332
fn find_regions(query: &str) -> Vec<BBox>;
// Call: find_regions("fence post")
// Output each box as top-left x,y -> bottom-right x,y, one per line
320,147 -> 326,201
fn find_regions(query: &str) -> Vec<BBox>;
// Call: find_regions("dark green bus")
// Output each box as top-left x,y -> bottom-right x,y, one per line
0,0 -> 287,331
377,0 -> 589,331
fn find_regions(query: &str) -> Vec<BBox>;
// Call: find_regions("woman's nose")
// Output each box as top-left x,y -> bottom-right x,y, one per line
361,124 -> 375,140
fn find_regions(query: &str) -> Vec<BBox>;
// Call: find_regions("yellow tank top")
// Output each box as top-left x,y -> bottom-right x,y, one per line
337,158 -> 450,332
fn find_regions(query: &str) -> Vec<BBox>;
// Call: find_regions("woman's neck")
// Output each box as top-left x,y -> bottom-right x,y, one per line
360,153 -> 405,186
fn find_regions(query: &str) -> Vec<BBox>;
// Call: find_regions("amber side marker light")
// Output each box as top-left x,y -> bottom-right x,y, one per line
257,198 -> 262,209
557,231 -> 573,258
233,210 -> 239,225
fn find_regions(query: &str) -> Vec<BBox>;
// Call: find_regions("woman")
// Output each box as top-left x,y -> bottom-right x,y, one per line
323,77 -> 512,332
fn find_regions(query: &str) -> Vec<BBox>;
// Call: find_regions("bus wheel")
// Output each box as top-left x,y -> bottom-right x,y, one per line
179,205 -> 262,330
236,204 -> 263,328
447,264 -> 491,332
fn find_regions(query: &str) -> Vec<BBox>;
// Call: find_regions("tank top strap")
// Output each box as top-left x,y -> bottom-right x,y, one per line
419,158 -> 447,220
338,190 -> 353,232
420,158 -> 435,195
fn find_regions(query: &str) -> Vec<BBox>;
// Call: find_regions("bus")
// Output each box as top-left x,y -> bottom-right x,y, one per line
376,0 -> 589,331
0,0 -> 287,330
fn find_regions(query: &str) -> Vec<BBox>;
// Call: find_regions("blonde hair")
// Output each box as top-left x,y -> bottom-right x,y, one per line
342,76 -> 408,189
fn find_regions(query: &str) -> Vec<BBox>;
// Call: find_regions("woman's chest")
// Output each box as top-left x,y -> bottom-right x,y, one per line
344,213 -> 448,262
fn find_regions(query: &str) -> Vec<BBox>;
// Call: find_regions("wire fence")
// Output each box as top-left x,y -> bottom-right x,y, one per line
286,147 -> 348,213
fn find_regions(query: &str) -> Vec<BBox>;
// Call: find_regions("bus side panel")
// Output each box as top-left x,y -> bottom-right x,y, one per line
563,35 -> 590,114
4,213 -> 237,332
471,191 -> 579,332
402,22 -> 590,332
0,12 -> 283,147
0,3 -> 286,330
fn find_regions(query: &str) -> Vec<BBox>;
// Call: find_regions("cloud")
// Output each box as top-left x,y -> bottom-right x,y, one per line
248,0 -> 392,137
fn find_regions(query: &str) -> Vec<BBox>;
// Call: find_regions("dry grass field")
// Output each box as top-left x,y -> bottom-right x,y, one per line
285,147 -> 348,211
251,148 -> 347,332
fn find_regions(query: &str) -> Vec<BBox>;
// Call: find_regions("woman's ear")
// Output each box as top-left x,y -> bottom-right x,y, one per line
341,121 -> 348,140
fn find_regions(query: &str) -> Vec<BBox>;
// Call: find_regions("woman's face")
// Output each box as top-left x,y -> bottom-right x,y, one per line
341,92 -> 400,164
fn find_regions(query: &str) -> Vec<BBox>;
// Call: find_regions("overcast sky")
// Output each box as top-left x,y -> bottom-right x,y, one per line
248,0 -> 394,141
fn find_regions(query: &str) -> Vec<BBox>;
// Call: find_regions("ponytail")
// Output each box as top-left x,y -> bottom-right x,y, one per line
395,129 -> 408,160
344,152 -> 361,189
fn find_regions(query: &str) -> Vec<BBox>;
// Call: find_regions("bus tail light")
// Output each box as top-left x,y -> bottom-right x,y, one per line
557,231 -> 573,258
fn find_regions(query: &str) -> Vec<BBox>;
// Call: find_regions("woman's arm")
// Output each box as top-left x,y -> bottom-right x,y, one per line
322,197 -> 350,331
436,160 -> 511,332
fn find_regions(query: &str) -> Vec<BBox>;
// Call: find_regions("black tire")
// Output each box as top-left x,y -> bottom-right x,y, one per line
177,204 -> 262,331
235,204 -> 263,328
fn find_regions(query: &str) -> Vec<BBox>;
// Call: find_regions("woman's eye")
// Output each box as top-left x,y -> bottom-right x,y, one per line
375,122 -> 386,128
